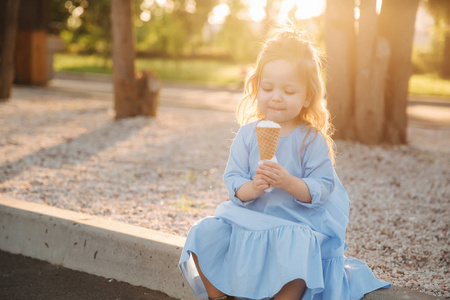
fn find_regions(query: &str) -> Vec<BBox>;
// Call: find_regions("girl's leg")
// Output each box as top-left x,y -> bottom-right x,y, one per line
274,279 -> 306,300
191,252 -> 227,299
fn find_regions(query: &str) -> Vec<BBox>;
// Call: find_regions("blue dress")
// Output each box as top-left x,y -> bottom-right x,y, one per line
179,121 -> 390,300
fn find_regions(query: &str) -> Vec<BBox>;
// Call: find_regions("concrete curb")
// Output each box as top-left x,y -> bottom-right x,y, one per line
0,197 -> 443,300
0,197 -> 196,300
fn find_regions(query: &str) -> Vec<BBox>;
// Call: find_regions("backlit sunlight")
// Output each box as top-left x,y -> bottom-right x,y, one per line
208,0 -> 327,25
278,0 -> 325,22
208,3 -> 231,25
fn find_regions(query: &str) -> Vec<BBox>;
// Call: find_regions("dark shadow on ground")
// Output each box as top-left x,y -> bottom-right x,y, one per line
0,119 -> 147,184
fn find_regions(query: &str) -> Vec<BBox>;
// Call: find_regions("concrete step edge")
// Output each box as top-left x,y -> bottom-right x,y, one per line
0,197 -> 443,300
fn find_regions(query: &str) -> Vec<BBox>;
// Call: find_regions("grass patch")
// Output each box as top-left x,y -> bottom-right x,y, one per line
409,73 -> 450,98
54,54 -> 111,74
54,53 -> 246,87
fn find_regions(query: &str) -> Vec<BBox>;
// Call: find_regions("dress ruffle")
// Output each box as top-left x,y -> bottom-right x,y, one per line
179,202 -> 390,300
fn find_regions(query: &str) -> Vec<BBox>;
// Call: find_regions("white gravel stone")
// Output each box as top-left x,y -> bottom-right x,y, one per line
0,86 -> 449,297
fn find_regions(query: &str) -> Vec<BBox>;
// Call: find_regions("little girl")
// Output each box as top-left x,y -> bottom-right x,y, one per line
179,27 -> 390,300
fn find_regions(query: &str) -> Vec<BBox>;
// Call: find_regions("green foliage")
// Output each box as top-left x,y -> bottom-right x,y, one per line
214,15 -> 262,62
419,0 -> 450,77
49,0 -> 327,64
424,0 -> 450,22
50,0 -> 111,56
412,44 -> 442,74
409,73 -> 450,97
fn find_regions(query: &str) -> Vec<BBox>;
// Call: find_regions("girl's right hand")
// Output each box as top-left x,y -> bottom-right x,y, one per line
253,171 -> 270,196
235,173 -> 269,202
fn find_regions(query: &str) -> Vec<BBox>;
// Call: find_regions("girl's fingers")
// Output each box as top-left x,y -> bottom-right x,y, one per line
262,175 -> 275,185
262,170 -> 278,181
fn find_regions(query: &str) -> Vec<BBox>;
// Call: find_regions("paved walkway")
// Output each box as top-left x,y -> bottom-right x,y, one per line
49,72 -> 450,128
0,250 -> 177,300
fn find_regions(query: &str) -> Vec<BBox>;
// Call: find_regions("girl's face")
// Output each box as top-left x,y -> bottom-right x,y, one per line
257,59 -> 308,130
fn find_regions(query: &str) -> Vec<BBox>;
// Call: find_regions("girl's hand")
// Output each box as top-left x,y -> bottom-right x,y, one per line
252,172 -> 270,197
257,161 -> 293,191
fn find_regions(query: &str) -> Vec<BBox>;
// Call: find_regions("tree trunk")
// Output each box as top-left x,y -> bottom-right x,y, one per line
0,0 -> 21,101
136,70 -> 161,117
111,0 -> 140,119
111,0 -> 159,118
325,0 -> 356,140
379,0 -> 419,144
354,0 -> 390,144
442,30 -> 450,78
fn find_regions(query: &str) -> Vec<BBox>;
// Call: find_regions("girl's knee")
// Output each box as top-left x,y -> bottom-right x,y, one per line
275,278 -> 306,300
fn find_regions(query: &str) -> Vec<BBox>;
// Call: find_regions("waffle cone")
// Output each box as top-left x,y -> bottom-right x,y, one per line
255,127 -> 281,160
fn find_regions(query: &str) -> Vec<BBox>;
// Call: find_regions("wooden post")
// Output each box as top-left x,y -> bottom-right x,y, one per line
14,0 -> 48,85
325,0 -> 356,140
14,30 -> 47,85
379,0 -> 419,144
0,0 -> 21,101
111,0 -> 140,119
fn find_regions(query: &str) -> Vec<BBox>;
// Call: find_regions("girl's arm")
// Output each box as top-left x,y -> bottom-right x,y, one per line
224,125 -> 265,206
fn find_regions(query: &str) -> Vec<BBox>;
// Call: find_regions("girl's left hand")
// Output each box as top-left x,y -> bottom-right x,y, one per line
256,161 -> 293,191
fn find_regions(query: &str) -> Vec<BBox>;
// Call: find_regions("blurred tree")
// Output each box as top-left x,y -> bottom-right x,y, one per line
324,0 -> 356,140
214,0 -> 262,62
112,0 -> 138,118
425,0 -> 450,78
354,0 -> 389,144
0,0 -> 21,101
112,0 -> 160,119
50,0 -> 111,58
135,0 -> 219,57
325,0 -> 419,144
379,0 -> 419,144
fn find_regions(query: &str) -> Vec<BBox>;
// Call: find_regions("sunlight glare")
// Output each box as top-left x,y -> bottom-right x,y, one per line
295,0 -> 325,20
278,0 -> 295,23
278,0 -> 325,23
208,3 -> 231,25
355,0 -> 383,20
185,0 -> 196,14
140,9 -> 151,22
248,0 -> 266,22
140,0 -> 154,10
376,0 -> 382,14
72,6 -> 84,18
155,0 -> 166,7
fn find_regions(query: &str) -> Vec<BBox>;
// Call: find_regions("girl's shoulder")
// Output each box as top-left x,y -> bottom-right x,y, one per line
291,125 -> 323,142
294,125 -> 329,153
236,121 -> 259,138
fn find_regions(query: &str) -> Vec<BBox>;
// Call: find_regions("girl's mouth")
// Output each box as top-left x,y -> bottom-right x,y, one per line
269,107 -> 283,112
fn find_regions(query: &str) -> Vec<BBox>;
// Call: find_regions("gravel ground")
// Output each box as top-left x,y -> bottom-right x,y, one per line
1,86 -> 449,298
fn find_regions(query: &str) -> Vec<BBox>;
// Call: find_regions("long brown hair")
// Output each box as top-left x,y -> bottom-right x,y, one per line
236,26 -> 336,164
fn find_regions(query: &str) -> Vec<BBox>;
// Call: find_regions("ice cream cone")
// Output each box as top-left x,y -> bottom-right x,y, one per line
255,122 -> 281,160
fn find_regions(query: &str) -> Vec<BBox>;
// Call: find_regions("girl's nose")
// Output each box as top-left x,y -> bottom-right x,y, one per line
272,90 -> 282,102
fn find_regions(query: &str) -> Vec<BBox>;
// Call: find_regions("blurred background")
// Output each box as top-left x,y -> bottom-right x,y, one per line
1,0 -> 449,144
17,0 -> 450,94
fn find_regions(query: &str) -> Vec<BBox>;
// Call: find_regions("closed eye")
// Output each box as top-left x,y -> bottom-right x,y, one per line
285,90 -> 297,95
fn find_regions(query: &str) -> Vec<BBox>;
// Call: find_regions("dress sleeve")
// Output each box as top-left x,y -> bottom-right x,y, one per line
296,132 -> 335,208
223,126 -> 256,206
